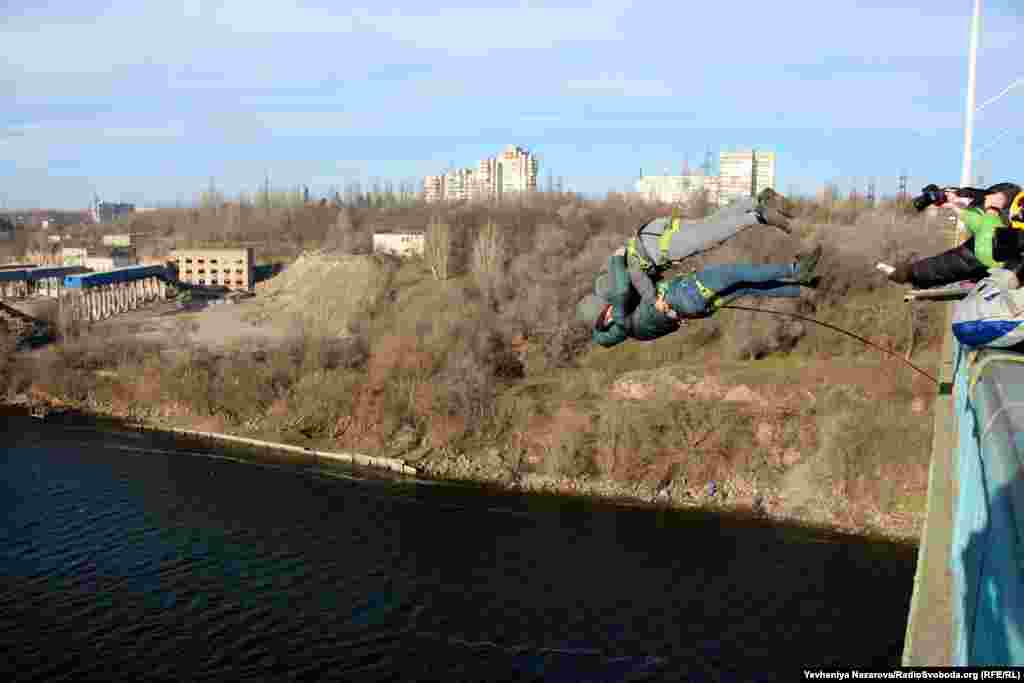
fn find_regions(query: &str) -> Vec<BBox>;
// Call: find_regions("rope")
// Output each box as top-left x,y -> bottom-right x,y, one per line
718,303 -> 940,386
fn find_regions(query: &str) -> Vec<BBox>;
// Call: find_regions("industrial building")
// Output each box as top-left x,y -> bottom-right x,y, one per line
61,247 -> 88,267
101,234 -> 132,247
635,172 -> 719,205
85,247 -> 137,273
90,197 -> 136,224
423,145 -> 539,203
372,230 -> 425,258
170,247 -> 255,291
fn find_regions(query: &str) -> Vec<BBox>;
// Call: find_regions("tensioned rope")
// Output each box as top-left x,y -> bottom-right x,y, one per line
718,303 -> 939,386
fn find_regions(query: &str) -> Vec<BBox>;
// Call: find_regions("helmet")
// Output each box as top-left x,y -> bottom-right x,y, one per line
576,294 -> 611,330
1012,191 -> 1024,230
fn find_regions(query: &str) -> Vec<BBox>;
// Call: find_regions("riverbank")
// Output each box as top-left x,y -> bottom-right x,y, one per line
3,388 -> 923,544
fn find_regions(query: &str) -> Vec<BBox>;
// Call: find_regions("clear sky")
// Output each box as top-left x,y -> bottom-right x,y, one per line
4,1 -> 1023,209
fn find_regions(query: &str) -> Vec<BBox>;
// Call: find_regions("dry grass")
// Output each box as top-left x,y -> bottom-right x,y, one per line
14,194 -> 947,535
248,251 -> 395,337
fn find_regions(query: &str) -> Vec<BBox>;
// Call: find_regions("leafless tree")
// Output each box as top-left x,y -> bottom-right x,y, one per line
424,216 -> 451,280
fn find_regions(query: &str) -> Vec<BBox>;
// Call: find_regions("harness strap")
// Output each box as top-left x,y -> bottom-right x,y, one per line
693,276 -> 727,309
630,216 -> 683,272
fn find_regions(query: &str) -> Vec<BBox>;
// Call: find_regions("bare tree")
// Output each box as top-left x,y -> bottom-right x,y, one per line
471,219 -> 505,299
424,216 -> 451,281
325,208 -> 357,253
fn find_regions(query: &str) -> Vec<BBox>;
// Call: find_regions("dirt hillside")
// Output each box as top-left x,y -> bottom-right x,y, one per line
249,251 -> 393,336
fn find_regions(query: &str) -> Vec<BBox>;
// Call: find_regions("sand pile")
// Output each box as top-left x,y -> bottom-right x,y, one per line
250,250 -> 391,337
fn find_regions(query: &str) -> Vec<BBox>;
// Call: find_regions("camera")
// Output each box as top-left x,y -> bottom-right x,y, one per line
912,184 -> 947,212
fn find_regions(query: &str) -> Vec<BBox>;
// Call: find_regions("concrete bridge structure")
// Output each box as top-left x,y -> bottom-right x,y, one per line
0,265 -> 89,300
61,265 -> 171,324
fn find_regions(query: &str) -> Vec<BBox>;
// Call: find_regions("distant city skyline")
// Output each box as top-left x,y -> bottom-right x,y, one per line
4,1 -> 1022,209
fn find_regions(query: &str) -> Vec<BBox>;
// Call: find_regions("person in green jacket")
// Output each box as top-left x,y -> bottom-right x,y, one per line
887,184 -> 1021,288
576,245 -> 823,348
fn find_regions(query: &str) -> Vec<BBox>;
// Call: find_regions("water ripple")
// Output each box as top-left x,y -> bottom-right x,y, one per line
1,424 -> 917,681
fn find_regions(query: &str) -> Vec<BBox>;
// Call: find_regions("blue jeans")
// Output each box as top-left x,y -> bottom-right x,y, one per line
666,263 -> 802,316
697,263 -> 802,300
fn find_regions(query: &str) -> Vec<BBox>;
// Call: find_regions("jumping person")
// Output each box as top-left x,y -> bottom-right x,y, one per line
576,245 -> 823,348
618,188 -> 796,305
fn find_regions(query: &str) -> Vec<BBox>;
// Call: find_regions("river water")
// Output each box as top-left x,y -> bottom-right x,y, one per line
1,409 -> 917,681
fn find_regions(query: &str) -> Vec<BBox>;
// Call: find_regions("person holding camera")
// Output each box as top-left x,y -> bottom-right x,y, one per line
887,182 -> 1022,288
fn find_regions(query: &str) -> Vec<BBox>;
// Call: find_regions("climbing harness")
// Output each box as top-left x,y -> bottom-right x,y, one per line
718,303 -> 940,386
628,214 -> 684,273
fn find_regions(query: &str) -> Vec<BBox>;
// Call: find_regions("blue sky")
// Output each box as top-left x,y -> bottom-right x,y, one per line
3,0 -> 1023,209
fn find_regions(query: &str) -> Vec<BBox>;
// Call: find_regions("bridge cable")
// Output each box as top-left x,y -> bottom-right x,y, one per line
718,303 -> 939,386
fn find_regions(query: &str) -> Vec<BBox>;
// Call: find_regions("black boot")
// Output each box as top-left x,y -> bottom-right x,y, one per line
887,263 -> 913,285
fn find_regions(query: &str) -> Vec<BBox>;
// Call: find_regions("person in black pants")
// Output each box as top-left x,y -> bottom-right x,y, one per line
887,182 -> 1021,288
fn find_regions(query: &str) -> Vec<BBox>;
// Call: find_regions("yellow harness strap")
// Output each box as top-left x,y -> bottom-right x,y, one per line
629,215 -> 683,273
626,237 -> 652,272
693,276 -> 726,309
656,217 -> 682,257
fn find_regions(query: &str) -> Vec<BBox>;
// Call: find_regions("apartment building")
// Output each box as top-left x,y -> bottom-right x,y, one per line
717,150 -> 776,206
424,175 -> 444,203
494,144 -> 538,198
170,247 -> 255,291
424,144 -> 539,203
443,168 -> 476,202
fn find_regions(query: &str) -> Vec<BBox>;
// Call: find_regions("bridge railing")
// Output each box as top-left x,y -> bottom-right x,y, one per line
950,345 -> 1024,665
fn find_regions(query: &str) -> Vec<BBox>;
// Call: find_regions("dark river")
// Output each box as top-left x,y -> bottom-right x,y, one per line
1,409 -> 917,681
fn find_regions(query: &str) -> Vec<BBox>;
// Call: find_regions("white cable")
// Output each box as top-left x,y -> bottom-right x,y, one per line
976,77 -> 1024,114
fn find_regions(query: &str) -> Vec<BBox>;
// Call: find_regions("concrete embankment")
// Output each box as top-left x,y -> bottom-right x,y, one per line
140,424 -> 417,475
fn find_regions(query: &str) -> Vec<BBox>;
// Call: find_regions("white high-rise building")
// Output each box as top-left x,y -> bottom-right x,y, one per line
443,168 -> 475,202
717,150 -> 776,206
424,175 -> 444,203
424,144 -> 539,203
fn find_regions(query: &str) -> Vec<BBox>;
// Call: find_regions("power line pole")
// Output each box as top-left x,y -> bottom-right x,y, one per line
750,148 -> 759,198
898,171 -> 908,206
959,0 -> 982,240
